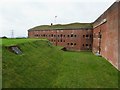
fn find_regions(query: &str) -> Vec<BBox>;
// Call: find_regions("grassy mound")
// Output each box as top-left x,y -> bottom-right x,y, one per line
28,23 -> 93,31
2,40 -> 63,88
2,39 -> 119,88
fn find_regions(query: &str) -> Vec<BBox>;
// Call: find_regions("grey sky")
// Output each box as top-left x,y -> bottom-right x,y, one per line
0,0 -> 116,37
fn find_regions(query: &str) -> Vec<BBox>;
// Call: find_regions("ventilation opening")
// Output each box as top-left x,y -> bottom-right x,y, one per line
61,47 -> 67,51
8,46 -> 22,55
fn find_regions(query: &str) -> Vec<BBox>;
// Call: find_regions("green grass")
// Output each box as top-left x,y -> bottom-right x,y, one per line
29,23 -> 93,31
2,39 -> 119,88
1,38 -> 47,46
0,39 -> 2,89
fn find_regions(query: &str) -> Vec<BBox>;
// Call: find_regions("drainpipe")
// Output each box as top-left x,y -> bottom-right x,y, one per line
99,26 -> 102,54
56,30 -> 57,46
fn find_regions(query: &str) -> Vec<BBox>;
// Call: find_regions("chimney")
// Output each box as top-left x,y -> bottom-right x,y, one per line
51,23 -> 53,26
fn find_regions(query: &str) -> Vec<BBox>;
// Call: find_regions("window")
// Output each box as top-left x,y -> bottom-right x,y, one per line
83,35 -> 85,38
71,43 -> 73,45
58,40 -> 59,42
86,44 -> 88,46
54,35 -> 56,37
43,34 -> 45,37
74,43 -> 76,45
67,43 -> 69,45
64,40 -> 65,42
61,34 -> 62,37
71,34 -> 73,37
51,34 -> 53,37
83,44 -> 84,46
61,39 -> 62,42
86,35 -> 88,37
64,35 -> 65,37
68,35 -> 69,37
74,35 -> 76,37
58,35 -> 59,37
98,32 -> 102,38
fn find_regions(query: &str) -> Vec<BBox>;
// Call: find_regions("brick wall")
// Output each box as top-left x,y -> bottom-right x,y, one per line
28,29 -> 93,51
118,1 -> 120,70
93,2 -> 119,69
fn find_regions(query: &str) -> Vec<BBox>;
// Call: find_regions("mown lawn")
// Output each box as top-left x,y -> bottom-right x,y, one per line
2,39 -> 119,88
0,39 -> 2,89
1,38 -> 46,46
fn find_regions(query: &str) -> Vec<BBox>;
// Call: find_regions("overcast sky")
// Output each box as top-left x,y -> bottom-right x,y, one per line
0,0 -> 116,37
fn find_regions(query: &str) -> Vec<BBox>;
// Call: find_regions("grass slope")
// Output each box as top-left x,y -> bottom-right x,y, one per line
29,23 -> 93,31
0,39 -> 2,89
2,39 -> 119,88
1,38 -> 46,46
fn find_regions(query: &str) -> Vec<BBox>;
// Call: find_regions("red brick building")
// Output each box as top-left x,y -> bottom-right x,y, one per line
28,1 -> 120,70
28,23 -> 93,51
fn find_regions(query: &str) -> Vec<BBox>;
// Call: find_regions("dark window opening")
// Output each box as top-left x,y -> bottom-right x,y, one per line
54,35 -> 56,37
98,32 -> 102,38
58,35 -> 59,37
35,34 -> 38,36
71,34 -> 73,37
64,35 -> 65,37
64,40 -> 65,42
83,35 -> 85,38
61,40 -> 62,42
71,43 -> 73,45
74,35 -> 76,37
58,40 -> 59,42
86,35 -> 88,37
51,34 -> 53,37
86,44 -> 88,46
74,43 -> 76,45
43,34 -> 45,37
68,35 -> 69,37
83,44 -> 84,46
67,43 -> 69,45
61,34 -> 62,37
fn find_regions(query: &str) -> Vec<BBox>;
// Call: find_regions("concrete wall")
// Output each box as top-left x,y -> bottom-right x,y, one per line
28,29 -> 93,51
93,2 -> 119,69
